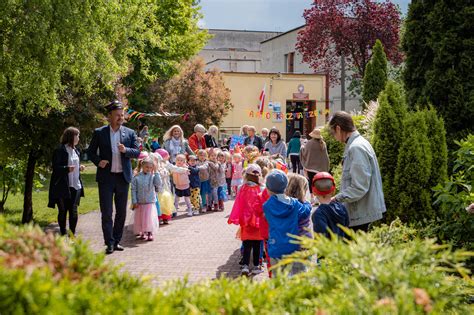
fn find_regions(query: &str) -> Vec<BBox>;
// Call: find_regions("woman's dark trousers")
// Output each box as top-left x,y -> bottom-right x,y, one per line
57,187 -> 81,235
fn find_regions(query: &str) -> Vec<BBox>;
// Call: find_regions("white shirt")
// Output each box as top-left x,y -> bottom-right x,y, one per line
66,145 -> 82,190
110,126 -> 123,173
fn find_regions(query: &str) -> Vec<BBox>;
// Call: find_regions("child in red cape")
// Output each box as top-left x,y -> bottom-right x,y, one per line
228,164 -> 264,276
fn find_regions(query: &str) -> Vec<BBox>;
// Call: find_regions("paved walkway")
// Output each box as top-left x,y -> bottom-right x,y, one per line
75,200 -> 267,285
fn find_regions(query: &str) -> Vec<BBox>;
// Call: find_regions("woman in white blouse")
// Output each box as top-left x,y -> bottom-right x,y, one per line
48,127 -> 85,236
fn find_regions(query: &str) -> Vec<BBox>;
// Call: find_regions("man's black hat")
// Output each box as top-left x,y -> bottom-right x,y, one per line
104,100 -> 124,113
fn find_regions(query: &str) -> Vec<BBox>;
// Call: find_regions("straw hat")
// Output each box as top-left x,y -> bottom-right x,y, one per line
309,128 -> 322,139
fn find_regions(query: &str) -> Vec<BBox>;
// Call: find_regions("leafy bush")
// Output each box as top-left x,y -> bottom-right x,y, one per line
431,135 -> 474,251
362,39 -> 388,106
1,217 -> 473,314
373,82 -> 406,217
393,111 -> 433,223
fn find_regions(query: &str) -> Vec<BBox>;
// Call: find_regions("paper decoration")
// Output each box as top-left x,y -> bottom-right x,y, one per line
125,107 -> 188,122
246,108 -> 330,120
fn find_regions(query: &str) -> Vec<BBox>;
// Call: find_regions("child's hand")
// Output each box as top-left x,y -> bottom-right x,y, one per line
132,204 -> 138,210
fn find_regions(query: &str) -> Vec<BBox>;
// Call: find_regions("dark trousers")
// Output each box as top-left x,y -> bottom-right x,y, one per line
98,173 -> 129,246
57,187 -> 81,235
290,155 -> 302,173
307,170 -> 316,188
226,178 -> 232,194
242,240 -> 261,267
351,223 -> 370,233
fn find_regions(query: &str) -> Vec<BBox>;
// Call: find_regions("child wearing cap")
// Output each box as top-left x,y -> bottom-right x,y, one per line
311,172 -> 349,238
228,164 -> 265,276
263,169 -> 311,276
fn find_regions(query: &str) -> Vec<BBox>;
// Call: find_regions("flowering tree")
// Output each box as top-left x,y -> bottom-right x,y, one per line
296,0 -> 402,85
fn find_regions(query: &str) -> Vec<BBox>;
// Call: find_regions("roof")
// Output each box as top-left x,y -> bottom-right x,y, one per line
260,25 -> 306,44
206,28 -> 282,34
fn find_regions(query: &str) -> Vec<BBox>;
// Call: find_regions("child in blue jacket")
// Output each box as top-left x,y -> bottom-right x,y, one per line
263,169 -> 311,276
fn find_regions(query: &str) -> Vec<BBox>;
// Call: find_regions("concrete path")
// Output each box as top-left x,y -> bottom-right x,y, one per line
75,200 -> 267,285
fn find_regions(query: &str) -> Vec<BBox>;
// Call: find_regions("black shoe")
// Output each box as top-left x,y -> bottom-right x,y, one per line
114,244 -> 125,251
105,245 -> 114,255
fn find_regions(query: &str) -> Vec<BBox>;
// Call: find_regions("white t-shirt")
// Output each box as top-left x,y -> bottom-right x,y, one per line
66,146 -> 82,190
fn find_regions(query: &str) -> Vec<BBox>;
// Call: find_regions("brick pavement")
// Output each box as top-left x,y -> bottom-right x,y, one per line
75,200 -> 268,285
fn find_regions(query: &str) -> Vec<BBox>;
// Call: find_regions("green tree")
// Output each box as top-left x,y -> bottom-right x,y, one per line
148,58 -> 232,137
0,1 -> 206,223
373,82 -> 406,217
125,0 -> 210,111
362,40 -> 388,106
402,0 -> 474,145
423,106 -> 448,191
393,111 -> 433,223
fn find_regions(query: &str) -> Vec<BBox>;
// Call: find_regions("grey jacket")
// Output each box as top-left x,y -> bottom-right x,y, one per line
264,140 -> 287,157
163,138 -> 194,163
131,172 -> 162,204
335,131 -> 386,226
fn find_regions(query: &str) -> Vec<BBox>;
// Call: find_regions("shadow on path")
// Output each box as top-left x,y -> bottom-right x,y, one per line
215,248 -> 242,280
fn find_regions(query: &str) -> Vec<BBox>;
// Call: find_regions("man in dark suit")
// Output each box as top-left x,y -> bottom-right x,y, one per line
243,125 -> 264,151
87,101 -> 140,254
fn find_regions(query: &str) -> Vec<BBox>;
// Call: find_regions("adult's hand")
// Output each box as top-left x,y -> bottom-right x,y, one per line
118,143 -> 126,153
98,160 -> 109,168
80,165 -> 86,172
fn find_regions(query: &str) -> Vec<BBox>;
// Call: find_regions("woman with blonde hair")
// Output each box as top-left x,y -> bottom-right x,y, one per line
204,125 -> 219,148
300,128 -> 329,188
162,125 -> 194,163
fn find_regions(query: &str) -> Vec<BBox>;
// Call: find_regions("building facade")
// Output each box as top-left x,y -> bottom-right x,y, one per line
199,27 -> 361,140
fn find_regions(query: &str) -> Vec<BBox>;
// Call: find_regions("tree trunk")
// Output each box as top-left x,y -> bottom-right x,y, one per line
22,150 -> 37,223
340,56 -> 346,111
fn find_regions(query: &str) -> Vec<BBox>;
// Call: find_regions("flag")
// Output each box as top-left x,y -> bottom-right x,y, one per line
257,83 -> 266,114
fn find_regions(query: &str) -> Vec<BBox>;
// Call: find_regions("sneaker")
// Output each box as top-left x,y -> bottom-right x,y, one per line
187,209 -> 193,217
193,210 -> 200,215
251,266 -> 263,275
136,233 -> 143,240
241,265 -> 250,276
163,219 -> 169,225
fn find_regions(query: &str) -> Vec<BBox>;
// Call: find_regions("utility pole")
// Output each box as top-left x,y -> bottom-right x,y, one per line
340,55 -> 346,111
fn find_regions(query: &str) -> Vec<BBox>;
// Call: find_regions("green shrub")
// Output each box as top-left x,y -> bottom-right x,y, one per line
431,135 -> 474,251
1,216 -> 473,314
393,111 -> 433,223
423,106 -> 448,190
373,82 -> 406,216
362,39 -> 388,106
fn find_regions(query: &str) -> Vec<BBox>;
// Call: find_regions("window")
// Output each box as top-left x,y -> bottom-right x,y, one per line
288,52 -> 294,73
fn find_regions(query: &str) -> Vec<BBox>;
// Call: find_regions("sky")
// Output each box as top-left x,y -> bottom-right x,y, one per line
198,0 -> 411,32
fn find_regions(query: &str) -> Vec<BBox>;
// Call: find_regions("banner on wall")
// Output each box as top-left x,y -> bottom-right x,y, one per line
246,108 -> 330,120
125,107 -> 189,122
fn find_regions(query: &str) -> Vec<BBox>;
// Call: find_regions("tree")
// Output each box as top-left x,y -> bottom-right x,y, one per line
125,0 -> 210,110
373,81 -> 406,218
402,0 -> 474,145
296,0 -> 402,85
423,107 -> 448,192
148,58 -> 232,137
362,40 -> 388,105
0,1 -> 206,223
393,111 -> 433,223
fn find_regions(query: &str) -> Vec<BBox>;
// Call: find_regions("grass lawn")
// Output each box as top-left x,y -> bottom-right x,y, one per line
1,163 -> 100,227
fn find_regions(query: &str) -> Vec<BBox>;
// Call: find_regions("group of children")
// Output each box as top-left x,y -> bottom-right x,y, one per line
129,139 -> 349,279
130,145 -> 256,241
228,153 -> 350,276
